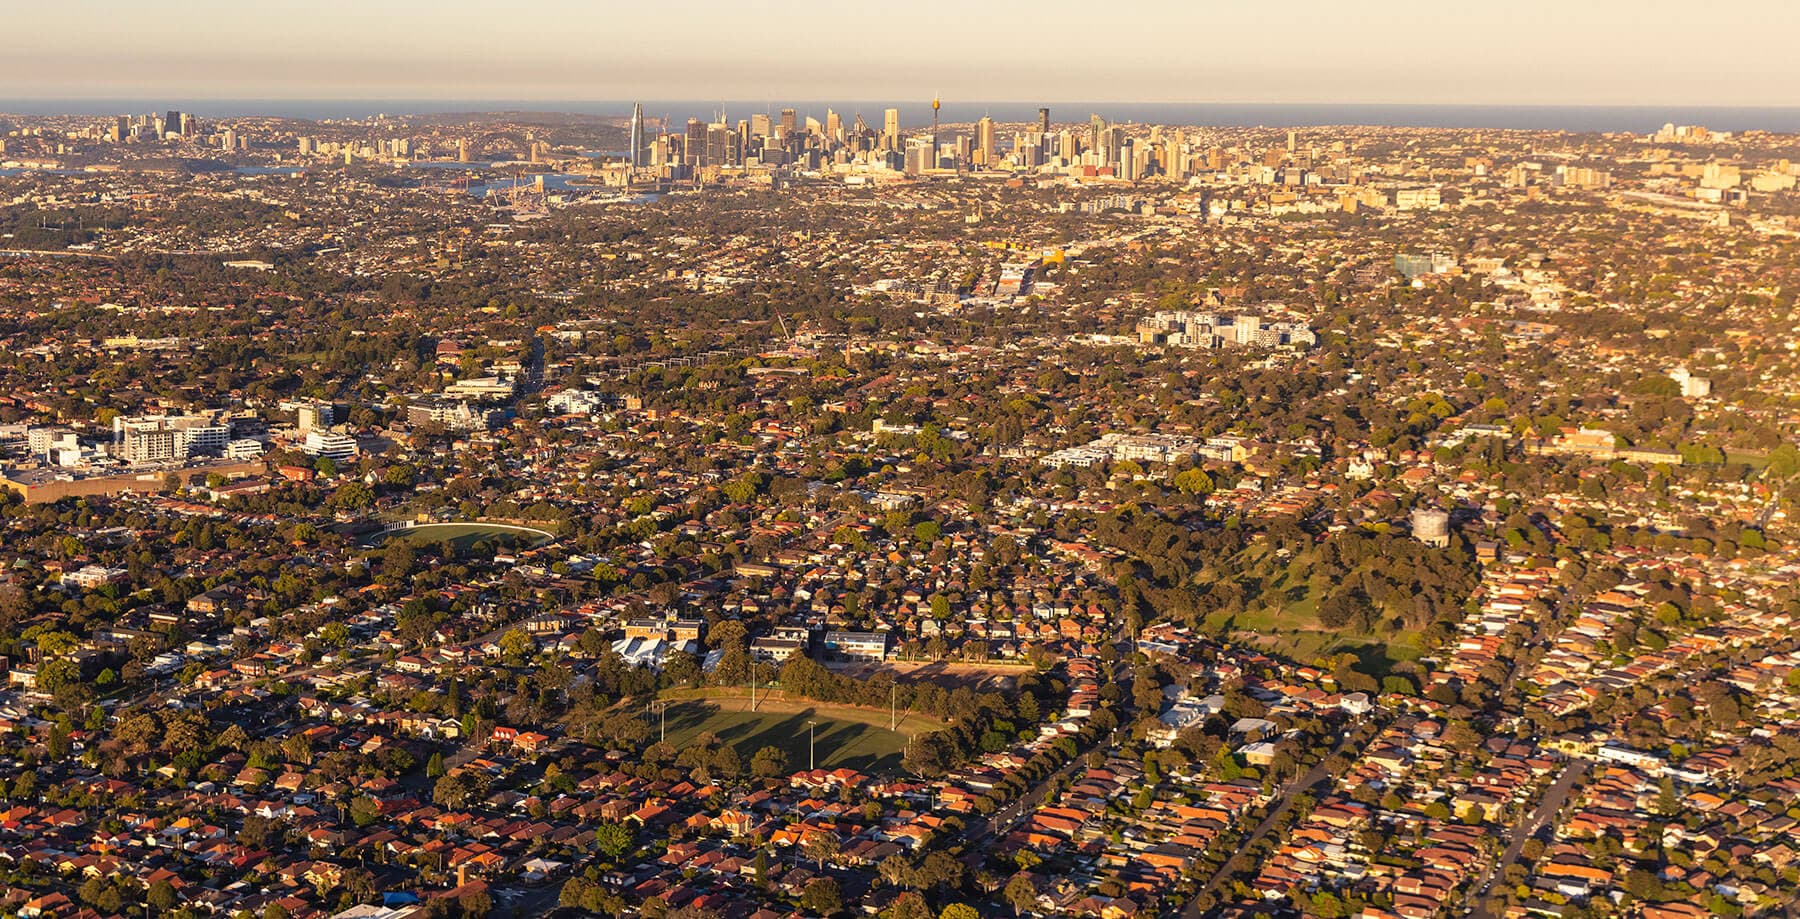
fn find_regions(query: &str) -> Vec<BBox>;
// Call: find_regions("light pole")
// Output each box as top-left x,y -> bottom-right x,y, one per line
650,700 -> 668,742
807,719 -> 818,771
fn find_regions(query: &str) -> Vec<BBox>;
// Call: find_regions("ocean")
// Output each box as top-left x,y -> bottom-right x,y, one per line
6,99 -> 1800,134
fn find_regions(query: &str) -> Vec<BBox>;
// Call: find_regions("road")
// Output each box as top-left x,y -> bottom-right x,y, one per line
964,722 -> 1128,847
962,653 -> 1135,849
1181,720 -> 1377,918
1465,759 -> 1585,918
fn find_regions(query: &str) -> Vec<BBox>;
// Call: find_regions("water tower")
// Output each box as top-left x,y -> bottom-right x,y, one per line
1411,508 -> 1451,548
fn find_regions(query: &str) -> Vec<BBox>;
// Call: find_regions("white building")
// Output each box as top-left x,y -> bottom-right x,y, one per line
302,431 -> 359,461
112,414 -> 233,465
821,630 -> 888,661
1668,367 -> 1712,399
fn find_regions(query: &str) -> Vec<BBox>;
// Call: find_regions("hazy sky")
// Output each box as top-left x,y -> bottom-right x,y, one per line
6,0 -> 1798,106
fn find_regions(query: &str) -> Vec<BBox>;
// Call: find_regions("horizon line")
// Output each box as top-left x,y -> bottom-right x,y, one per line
11,97 -> 1800,111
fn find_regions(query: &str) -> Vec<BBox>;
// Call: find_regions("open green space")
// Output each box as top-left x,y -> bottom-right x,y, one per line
1725,450 -> 1770,471
655,693 -> 940,775
1194,538 -> 1442,677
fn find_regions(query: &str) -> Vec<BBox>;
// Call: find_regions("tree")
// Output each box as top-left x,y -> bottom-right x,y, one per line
939,906 -> 981,919
34,658 -> 82,695
457,889 -> 491,917
1173,468 -> 1214,495
347,795 -> 380,827
1004,874 -> 1038,916
432,772 -> 483,809
712,744 -> 742,778
595,822 -> 634,861
148,879 -> 178,912
804,831 -> 842,870
331,482 -> 374,509
497,628 -> 535,662
885,894 -> 933,919
383,542 -> 419,580
750,744 -> 788,778
800,878 -> 843,917
1768,443 -> 1800,479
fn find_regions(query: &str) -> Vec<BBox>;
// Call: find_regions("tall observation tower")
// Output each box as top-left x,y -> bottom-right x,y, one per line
628,103 -> 646,168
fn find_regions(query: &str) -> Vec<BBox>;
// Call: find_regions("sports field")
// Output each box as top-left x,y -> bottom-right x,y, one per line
656,692 -> 942,775
365,521 -> 555,552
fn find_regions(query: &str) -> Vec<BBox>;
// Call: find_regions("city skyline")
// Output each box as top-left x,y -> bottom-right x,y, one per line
7,0 -> 1800,107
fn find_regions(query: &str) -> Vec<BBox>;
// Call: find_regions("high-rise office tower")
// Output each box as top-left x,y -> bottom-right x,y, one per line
629,103 -> 647,167
457,139 -> 470,163
976,116 -> 995,167
164,111 -> 182,137
1287,130 -> 1297,153
779,108 -> 798,137
685,119 -> 707,166
707,122 -> 733,167
1089,114 -> 1105,155
825,109 -> 842,143
882,108 -> 900,151
750,112 -> 771,140
904,139 -> 931,176
1039,107 -> 1050,136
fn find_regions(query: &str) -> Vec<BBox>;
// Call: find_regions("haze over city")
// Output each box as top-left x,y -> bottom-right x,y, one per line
9,0 -> 1800,106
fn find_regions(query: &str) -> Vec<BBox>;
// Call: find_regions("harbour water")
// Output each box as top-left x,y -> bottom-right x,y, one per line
10,99 -> 1800,133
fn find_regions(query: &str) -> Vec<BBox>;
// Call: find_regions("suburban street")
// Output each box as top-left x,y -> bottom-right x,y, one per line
1181,718 -> 1383,917
1466,759 -> 1588,918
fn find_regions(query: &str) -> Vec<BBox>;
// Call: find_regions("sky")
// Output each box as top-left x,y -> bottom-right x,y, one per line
5,0 -> 1799,107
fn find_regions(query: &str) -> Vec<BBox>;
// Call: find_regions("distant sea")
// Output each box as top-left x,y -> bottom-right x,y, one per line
8,99 -> 1800,133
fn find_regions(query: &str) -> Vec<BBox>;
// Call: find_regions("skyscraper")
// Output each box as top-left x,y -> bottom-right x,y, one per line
976,116 -> 995,168
882,108 -> 900,151
629,103 -> 647,168
1039,107 -> 1050,136
779,108 -> 798,137
685,119 -> 707,166
707,121 -> 733,167
1105,125 -> 1125,167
